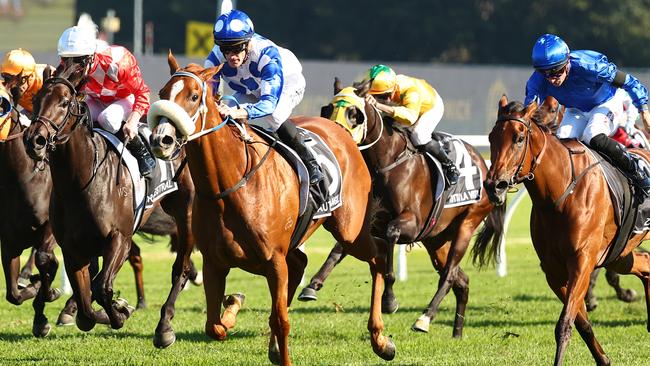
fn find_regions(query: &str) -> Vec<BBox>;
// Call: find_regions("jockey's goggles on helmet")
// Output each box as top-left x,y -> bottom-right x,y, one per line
537,61 -> 568,78
1,72 -> 28,85
219,42 -> 248,55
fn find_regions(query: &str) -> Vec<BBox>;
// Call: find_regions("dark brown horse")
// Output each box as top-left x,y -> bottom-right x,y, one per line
22,64 -> 197,347
0,82 -> 61,337
536,96 -> 638,311
479,95 -> 650,365
148,53 -> 393,366
301,79 -> 505,336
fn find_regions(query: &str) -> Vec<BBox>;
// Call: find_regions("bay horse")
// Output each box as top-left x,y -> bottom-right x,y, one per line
536,96 -> 638,311
479,95 -> 650,365
301,78 -> 505,336
0,82 -> 61,338
22,64 -> 198,347
148,53 -> 394,366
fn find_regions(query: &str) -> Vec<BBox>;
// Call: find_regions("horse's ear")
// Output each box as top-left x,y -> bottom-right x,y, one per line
498,94 -> 508,108
199,64 -> 223,82
545,96 -> 558,109
353,79 -> 370,97
168,50 -> 180,75
334,77 -> 342,95
524,99 -> 539,117
42,65 -> 55,82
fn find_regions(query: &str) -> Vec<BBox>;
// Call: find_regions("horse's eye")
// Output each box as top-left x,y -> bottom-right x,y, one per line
61,99 -> 70,108
516,134 -> 525,145
191,94 -> 199,102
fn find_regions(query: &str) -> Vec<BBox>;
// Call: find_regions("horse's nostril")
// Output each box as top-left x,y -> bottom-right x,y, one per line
34,135 -> 47,148
495,180 -> 509,191
161,135 -> 174,147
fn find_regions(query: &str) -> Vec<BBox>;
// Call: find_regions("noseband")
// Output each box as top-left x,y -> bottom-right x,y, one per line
32,77 -> 88,151
494,115 -> 547,186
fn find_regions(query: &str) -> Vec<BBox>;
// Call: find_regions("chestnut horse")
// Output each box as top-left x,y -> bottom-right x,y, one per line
479,95 -> 650,365
22,64 -> 197,347
0,83 -> 61,337
300,78 -> 505,336
148,53 -> 393,366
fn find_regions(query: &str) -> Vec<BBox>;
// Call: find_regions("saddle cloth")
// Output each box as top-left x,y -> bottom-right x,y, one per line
251,125 -> 343,219
94,128 -> 179,231
587,146 -> 650,266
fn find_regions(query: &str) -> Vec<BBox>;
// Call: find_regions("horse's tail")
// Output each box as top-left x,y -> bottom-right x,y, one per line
471,200 -> 507,268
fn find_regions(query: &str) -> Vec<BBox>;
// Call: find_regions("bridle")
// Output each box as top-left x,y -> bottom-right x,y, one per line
494,114 -> 548,187
31,77 -> 88,151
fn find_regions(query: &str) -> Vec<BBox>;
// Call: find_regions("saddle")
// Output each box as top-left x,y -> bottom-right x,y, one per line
251,125 -> 343,250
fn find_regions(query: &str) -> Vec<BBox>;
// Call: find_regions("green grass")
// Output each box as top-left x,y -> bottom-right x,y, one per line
1,193 -> 650,365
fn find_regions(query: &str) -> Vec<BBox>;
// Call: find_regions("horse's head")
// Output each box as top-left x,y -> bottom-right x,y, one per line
484,95 -> 539,205
24,64 -> 86,161
320,77 -> 376,144
149,51 -> 222,160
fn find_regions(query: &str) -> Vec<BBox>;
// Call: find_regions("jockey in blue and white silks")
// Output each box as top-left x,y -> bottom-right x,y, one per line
524,33 -> 650,193
204,9 -> 323,186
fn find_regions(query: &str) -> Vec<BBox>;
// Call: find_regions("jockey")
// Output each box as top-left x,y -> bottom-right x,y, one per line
364,64 -> 459,185
525,33 -> 650,193
204,9 -> 324,186
0,48 -> 56,124
56,25 -> 156,177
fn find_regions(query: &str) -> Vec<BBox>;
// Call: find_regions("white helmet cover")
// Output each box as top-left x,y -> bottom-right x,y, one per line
58,26 -> 97,57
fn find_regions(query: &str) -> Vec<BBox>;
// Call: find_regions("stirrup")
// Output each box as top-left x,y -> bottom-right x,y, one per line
443,164 -> 459,185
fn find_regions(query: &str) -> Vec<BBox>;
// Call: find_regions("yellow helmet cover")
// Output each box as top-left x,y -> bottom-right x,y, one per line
368,64 -> 396,94
1,49 -> 36,76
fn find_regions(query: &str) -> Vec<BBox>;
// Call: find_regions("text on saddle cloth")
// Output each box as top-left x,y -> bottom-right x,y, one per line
94,128 -> 179,231
250,125 -> 343,219
435,133 -> 483,208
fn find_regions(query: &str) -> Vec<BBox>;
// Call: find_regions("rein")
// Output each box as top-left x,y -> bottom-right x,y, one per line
495,115 -> 548,187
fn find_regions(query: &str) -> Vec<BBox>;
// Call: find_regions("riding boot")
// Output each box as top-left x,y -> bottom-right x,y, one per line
420,140 -> 459,185
590,133 -> 650,194
126,135 -> 156,177
277,120 -> 325,185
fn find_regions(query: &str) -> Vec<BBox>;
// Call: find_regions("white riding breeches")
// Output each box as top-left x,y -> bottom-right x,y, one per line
409,93 -> 445,146
86,95 -> 135,134
232,73 -> 306,132
556,88 -> 627,144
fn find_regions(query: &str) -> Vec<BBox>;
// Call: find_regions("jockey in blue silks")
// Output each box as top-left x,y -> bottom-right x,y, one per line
204,9 -> 324,186
525,33 -> 650,193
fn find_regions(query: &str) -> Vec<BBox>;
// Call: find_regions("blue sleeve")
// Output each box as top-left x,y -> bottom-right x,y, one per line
244,46 -> 284,119
524,72 -> 546,106
204,51 -> 223,96
588,52 -> 648,109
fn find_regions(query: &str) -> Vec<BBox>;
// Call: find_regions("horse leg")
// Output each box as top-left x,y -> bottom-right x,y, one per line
266,254 -> 291,366
2,247 -> 39,305
31,233 -> 61,337
98,232 -> 134,329
63,253 -> 99,331
128,241 -> 146,309
287,249 -> 308,305
382,213 -> 419,314
585,268 -> 600,311
613,250 -> 650,331
154,196 -> 196,348
203,255 -> 235,341
57,256 -> 105,326
574,307 -> 610,365
298,242 -> 347,302
18,247 -> 36,289
605,268 -> 637,302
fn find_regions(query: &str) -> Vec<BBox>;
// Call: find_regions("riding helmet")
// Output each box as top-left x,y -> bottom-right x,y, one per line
213,10 -> 255,46
532,34 -> 570,71
367,64 -> 397,95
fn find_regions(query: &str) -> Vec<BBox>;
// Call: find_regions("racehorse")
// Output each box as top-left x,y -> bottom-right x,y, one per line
22,63 -> 198,347
300,78 -> 505,336
148,53 -> 394,365
0,82 -> 61,338
479,95 -> 650,365
536,96 -> 638,311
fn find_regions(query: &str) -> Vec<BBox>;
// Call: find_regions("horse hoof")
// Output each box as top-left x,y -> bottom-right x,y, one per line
297,287 -> 318,302
32,321 -> 51,338
586,300 -> 598,312
191,271 -> 203,286
136,300 -> 147,310
377,337 -> 396,361
56,312 -> 75,327
47,288 -> 62,302
411,315 -> 431,333
223,293 -> 245,309
153,331 -> 176,349
17,277 -> 29,289
381,298 -> 399,314
620,289 -> 638,303
113,298 -> 136,318
268,342 -> 281,365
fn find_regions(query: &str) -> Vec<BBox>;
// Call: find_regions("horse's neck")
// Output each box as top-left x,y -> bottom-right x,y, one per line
363,114 -> 408,170
50,125 -> 97,187
523,127 -> 576,206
